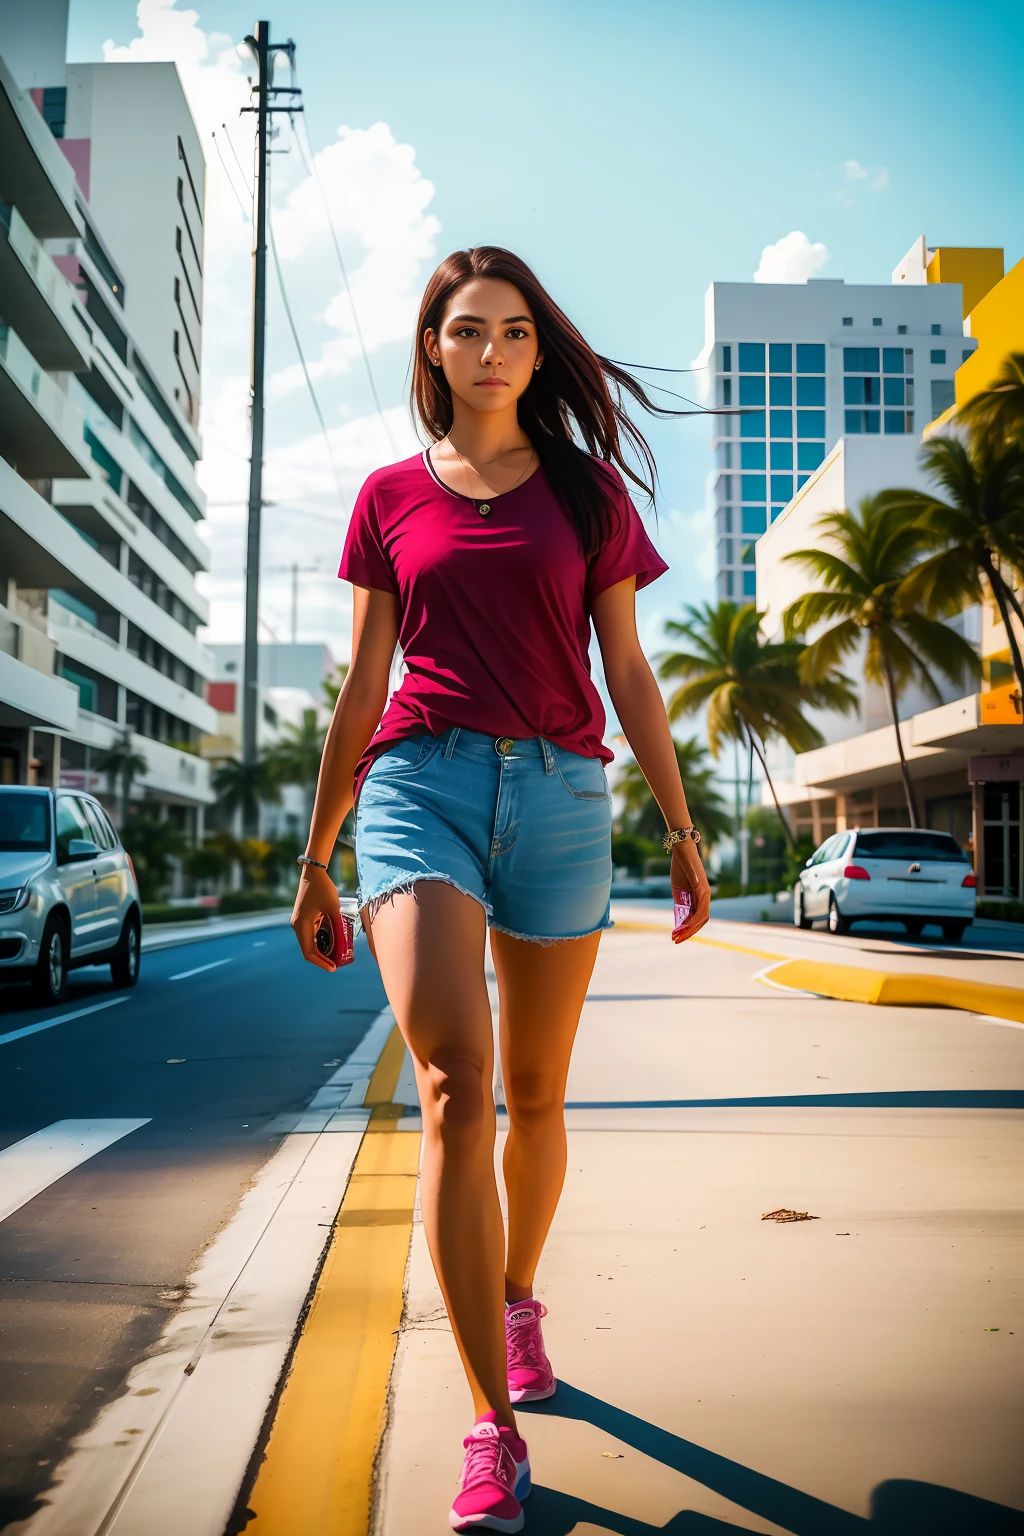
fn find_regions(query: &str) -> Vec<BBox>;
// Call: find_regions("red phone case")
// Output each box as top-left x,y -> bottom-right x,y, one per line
314,910 -> 355,967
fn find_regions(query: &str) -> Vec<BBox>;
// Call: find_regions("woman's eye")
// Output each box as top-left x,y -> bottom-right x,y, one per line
506,329 -> 528,340
454,327 -> 479,338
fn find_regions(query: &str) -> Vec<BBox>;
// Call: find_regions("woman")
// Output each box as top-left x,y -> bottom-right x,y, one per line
292,246 -> 710,1533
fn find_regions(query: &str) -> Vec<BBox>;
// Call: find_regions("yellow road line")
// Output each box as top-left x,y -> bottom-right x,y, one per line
245,1027 -> 420,1536
611,920 -> 784,962
760,958 -> 1024,1024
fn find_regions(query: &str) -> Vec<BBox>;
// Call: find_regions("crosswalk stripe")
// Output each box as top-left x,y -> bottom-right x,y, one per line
0,1119 -> 152,1224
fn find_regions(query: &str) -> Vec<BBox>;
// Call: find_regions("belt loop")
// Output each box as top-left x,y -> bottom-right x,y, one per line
443,727 -> 461,760
541,738 -> 554,775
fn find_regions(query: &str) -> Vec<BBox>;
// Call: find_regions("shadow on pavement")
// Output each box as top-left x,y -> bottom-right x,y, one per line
498,1091 -> 1024,1112
522,1384 -> 1023,1534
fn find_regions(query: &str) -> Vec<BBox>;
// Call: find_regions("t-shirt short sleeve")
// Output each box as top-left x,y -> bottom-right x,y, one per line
338,476 -> 397,594
586,466 -> 669,604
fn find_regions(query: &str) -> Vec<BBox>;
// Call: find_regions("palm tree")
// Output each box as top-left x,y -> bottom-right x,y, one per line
956,351 -> 1024,453
94,730 -> 149,824
880,431 -> 1024,701
212,757 -> 280,834
614,736 -> 732,847
784,496 -> 981,829
322,663 -> 349,711
658,601 -> 857,852
262,708 -> 326,824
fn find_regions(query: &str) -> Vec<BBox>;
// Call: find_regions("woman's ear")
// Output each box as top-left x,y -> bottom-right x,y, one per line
423,328 -> 441,368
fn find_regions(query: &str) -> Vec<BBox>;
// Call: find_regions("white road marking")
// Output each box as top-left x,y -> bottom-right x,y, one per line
169,957 -> 233,981
0,1119 -> 151,1224
0,996 -> 127,1048
17,1008 -> 396,1536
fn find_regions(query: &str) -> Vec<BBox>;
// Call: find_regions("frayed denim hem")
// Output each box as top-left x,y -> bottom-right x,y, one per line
487,917 -> 615,946
359,873 -> 493,925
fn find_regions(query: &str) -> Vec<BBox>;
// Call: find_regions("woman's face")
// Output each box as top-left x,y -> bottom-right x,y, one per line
424,277 -> 543,417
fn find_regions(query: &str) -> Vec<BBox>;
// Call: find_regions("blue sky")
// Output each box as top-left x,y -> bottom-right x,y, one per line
68,0 -> 1024,654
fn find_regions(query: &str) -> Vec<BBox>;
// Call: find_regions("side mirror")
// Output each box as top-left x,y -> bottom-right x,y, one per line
67,838 -> 102,861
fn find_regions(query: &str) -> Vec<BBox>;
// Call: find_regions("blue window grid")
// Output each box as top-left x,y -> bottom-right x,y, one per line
769,409 -> 792,438
796,410 -> 826,438
739,375 -> 766,406
769,375 -> 792,406
796,344 -> 826,374
740,443 -> 766,469
769,343 -> 792,373
738,342 -> 765,372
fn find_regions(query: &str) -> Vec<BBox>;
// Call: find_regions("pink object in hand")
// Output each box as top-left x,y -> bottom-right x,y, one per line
672,888 -> 692,939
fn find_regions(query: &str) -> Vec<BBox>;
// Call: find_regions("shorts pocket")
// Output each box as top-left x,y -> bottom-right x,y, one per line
369,736 -> 440,776
554,750 -> 609,801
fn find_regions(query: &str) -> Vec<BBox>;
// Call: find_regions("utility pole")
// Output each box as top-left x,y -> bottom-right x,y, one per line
239,20 -> 300,833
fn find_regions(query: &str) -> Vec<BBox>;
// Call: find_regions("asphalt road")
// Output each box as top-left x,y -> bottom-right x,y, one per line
0,925 -> 387,1530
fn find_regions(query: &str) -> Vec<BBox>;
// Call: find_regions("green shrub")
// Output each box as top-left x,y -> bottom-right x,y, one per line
218,890 -> 292,916
142,904 -> 211,925
976,899 -> 1024,924
611,833 -> 661,875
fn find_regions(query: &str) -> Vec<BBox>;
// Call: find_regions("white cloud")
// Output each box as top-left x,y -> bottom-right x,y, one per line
836,158 -> 889,196
871,166 -> 890,191
753,231 -> 832,284
841,159 -> 869,180
100,1 -> 442,649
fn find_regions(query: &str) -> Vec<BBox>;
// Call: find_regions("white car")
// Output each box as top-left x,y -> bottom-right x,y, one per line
793,827 -> 977,941
0,786 -> 142,1004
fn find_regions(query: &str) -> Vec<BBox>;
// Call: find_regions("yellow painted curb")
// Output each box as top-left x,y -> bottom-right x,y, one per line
761,958 -> 1024,1025
245,1026 -> 420,1536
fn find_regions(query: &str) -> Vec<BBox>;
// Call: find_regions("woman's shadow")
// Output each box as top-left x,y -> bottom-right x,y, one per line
519,1383 -> 1022,1535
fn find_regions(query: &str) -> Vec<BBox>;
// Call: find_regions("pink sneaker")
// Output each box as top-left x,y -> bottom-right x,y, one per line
505,1298 -> 556,1403
449,1412 -> 530,1532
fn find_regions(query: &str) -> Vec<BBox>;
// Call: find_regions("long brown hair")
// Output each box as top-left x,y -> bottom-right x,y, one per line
411,246 -> 708,561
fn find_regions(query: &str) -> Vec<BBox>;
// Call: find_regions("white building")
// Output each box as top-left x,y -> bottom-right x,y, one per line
700,272 -> 975,600
0,0 -> 216,832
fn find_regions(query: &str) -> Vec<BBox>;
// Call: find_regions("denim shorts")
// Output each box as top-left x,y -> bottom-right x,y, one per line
355,728 -> 614,943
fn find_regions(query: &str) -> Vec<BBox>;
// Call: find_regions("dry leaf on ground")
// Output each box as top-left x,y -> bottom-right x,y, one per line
761,1208 -> 820,1223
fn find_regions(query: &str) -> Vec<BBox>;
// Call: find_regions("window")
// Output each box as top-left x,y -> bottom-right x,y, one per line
845,409 -> 880,434
55,796 -> 92,863
717,537 -> 734,566
797,474 -> 811,488
796,344 -> 825,373
931,324 -> 941,335
741,541 -> 758,566
898,324 -> 907,335
882,348 -> 904,374
0,793 -> 50,852
796,410 -> 825,437
128,418 -> 202,522
721,344 -> 732,371
770,440 -> 793,469
717,506 -> 733,535
844,376 -> 880,405
796,376 -> 825,407
740,442 -> 766,469
738,343 -> 765,372
770,505 -> 786,522
720,476 -> 734,500
963,349 -> 972,363
931,379 -> 955,417
742,506 -> 767,534
854,830 -> 967,863
769,343 -> 792,373
741,475 -> 766,502
883,377 -> 905,406
41,86 -> 67,138
931,349 -> 946,364
904,349 -> 914,372
842,317 -> 853,327
720,378 -> 732,406
740,411 -> 765,438
884,410 -> 908,434
60,668 -> 97,713
770,474 -> 793,502
739,375 -> 766,406
797,442 -> 824,472
843,347 -> 879,372
769,409 -> 792,438
769,375 -> 792,406
84,426 -> 125,496
872,317 -> 882,326
80,799 -> 115,850
742,570 -> 757,597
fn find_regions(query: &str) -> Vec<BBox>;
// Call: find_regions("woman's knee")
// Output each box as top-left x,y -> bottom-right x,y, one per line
421,1050 -> 492,1147
505,1069 -> 565,1133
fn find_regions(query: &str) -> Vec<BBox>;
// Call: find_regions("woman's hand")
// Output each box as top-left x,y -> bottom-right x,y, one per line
670,839 -> 710,943
291,864 -> 342,972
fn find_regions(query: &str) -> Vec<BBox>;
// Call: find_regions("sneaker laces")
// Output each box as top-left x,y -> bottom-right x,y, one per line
460,1428 -> 517,1492
505,1301 -> 548,1371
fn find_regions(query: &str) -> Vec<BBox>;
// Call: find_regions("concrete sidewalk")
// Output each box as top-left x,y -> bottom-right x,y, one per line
375,922 -> 1024,1532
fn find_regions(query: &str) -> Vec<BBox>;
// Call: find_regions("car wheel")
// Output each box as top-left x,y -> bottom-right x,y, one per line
794,884 -> 812,929
34,914 -> 69,1006
942,921 -> 967,944
111,911 -> 141,988
904,918 -> 925,937
827,893 -> 850,936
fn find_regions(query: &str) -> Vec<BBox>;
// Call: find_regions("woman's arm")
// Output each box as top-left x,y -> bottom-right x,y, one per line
592,577 -> 710,942
291,585 -> 398,969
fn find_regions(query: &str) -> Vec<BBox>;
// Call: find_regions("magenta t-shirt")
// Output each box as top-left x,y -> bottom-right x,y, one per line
338,450 -> 668,800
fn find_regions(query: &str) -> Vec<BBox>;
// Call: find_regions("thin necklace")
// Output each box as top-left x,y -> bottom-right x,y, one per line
443,436 -> 536,508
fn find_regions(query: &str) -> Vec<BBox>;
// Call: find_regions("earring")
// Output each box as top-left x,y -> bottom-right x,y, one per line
534,363 -> 541,371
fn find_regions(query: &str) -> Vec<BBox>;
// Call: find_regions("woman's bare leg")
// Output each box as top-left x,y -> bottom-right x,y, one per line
366,881 -> 515,1429
490,930 -> 602,1302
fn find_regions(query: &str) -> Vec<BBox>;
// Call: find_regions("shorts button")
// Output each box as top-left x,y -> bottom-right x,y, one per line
495,737 -> 514,756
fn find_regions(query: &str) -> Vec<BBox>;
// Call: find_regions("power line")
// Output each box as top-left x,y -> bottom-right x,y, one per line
288,103 -> 399,457
210,129 -> 252,221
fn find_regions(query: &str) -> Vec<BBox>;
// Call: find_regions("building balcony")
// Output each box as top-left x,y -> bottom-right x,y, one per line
49,612 -> 217,737
0,57 -> 83,241
0,638 -> 79,732
0,323 -> 91,478
0,203 -> 89,371
62,712 -> 215,806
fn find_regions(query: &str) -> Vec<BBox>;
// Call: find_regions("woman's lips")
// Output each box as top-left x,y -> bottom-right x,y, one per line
474,378 -> 507,387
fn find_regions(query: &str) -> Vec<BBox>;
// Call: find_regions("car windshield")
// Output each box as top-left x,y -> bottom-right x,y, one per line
0,792 -> 51,852
854,831 -> 968,863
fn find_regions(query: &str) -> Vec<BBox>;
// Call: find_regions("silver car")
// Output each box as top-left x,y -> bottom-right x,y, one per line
793,826 -> 976,941
0,786 -> 142,1005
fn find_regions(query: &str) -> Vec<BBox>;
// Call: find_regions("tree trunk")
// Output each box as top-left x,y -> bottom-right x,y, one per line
881,649 -> 920,828
746,730 -> 797,853
982,556 -> 1024,713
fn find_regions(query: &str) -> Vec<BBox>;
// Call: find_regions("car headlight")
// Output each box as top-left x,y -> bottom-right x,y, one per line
0,887 -> 31,914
